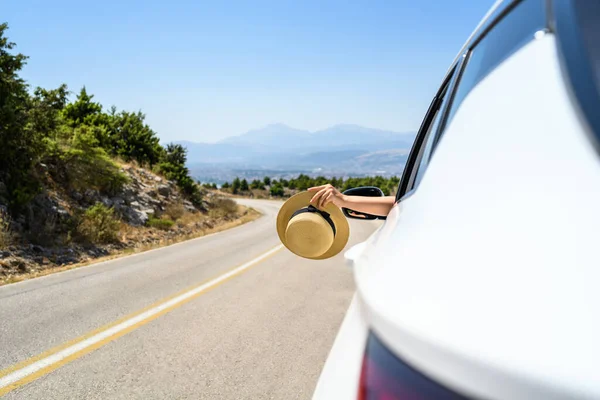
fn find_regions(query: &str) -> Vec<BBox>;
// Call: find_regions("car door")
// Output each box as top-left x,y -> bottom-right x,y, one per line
348,64 -> 461,277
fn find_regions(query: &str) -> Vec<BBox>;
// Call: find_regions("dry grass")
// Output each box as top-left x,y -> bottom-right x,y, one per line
0,210 -> 13,248
209,197 -> 239,219
0,206 -> 261,286
164,203 -> 185,220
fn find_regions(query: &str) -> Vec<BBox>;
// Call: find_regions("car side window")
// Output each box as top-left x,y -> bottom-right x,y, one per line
395,0 -> 547,203
439,0 -> 546,134
395,69 -> 457,202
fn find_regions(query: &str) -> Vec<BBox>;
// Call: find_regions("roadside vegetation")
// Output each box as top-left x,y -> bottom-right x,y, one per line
219,174 -> 401,198
0,23 -> 260,284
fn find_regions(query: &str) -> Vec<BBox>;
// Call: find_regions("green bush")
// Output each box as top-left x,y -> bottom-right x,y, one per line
270,184 -> 284,197
210,197 -> 238,218
250,179 -> 264,190
165,203 -> 185,220
147,216 -> 174,230
158,143 -> 202,206
77,203 -> 120,244
58,125 -> 129,195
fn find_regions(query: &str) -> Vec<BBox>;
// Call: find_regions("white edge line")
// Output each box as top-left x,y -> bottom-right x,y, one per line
0,244 -> 283,389
2,203 -> 274,289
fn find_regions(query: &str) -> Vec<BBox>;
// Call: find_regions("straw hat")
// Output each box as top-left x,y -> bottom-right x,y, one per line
276,191 -> 350,260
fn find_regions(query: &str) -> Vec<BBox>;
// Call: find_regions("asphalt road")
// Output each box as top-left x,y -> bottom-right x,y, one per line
0,199 -> 380,399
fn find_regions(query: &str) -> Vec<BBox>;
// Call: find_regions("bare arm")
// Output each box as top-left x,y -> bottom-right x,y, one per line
339,195 -> 396,217
307,184 -> 396,217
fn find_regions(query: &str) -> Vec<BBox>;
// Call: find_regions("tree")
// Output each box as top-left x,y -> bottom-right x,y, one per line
221,182 -> 230,190
158,143 -> 201,205
231,177 -> 241,194
250,179 -> 264,190
29,84 -> 69,139
62,87 -> 102,127
240,179 -> 249,191
108,110 -> 163,166
270,184 -> 284,197
263,176 -> 271,186
0,23 -> 42,208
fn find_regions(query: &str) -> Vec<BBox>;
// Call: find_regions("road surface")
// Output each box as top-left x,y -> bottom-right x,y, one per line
0,199 -> 380,399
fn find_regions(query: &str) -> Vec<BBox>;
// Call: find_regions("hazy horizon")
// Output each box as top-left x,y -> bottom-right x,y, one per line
5,0 -> 492,143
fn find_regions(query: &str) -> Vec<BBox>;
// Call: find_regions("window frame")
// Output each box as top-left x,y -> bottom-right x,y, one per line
395,0 -> 550,203
395,64 -> 460,203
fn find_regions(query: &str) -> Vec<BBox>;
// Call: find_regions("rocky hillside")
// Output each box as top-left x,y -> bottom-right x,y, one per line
0,164 -> 257,284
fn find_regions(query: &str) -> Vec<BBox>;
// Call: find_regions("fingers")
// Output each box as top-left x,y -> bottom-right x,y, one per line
320,192 -> 334,208
307,184 -> 329,192
308,184 -> 338,209
310,188 -> 327,206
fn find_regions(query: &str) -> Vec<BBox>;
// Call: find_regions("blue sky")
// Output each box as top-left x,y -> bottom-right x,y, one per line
5,0 -> 492,143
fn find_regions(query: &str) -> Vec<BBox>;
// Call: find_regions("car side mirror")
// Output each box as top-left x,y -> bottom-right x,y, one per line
342,186 -> 387,220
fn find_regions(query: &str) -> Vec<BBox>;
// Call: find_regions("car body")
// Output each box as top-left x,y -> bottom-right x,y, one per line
312,1 -> 600,399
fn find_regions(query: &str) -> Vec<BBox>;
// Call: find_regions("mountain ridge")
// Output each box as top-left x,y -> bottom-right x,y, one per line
178,123 -> 416,181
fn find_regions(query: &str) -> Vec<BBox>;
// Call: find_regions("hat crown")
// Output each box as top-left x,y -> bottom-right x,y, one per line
285,212 -> 334,258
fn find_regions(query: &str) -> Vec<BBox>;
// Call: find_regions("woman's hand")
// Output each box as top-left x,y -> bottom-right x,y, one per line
308,184 -> 347,209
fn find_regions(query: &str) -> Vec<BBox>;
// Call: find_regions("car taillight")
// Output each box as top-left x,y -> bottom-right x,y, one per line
358,332 -> 470,400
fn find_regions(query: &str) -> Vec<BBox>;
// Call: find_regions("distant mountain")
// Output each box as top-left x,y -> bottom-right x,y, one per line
219,123 -> 309,150
178,123 -> 416,182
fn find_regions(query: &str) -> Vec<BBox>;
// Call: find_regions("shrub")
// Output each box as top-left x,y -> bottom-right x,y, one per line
231,177 -> 241,194
77,203 -> 120,244
270,184 -> 284,197
158,143 -> 202,207
147,216 -> 174,230
165,203 -> 185,220
0,210 -> 13,248
58,125 -> 129,195
250,179 -> 264,190
209,197 -> 238,218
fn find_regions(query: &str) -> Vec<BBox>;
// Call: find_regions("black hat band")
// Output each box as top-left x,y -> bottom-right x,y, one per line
290,205 -> 336,237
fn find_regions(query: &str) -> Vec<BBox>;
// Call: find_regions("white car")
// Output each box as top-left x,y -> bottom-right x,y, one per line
313,0 -> 600,399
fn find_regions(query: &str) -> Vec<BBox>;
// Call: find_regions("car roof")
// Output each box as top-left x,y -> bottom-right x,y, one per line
443,0 -> 509,78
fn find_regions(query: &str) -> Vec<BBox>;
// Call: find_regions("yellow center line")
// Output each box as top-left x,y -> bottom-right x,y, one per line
0,245 -> 283,396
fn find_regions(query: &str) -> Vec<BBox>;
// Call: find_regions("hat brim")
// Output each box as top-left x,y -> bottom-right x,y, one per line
276,191 -> 350,260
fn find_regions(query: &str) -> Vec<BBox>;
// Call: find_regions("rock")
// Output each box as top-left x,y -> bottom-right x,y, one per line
31,245 -> 45,254
57,255 -> 77,265
84,189 -> 99,203
100,196 -> 113,207
157,184 -> 171,196
111,197 -> 125,206
154,176 -> 162,182
71,190 -> 83,201
122,207 -> 150,226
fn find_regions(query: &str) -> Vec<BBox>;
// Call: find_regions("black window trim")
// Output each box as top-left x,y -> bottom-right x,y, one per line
396,65 -> 459,202
432,52 -> 469,152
